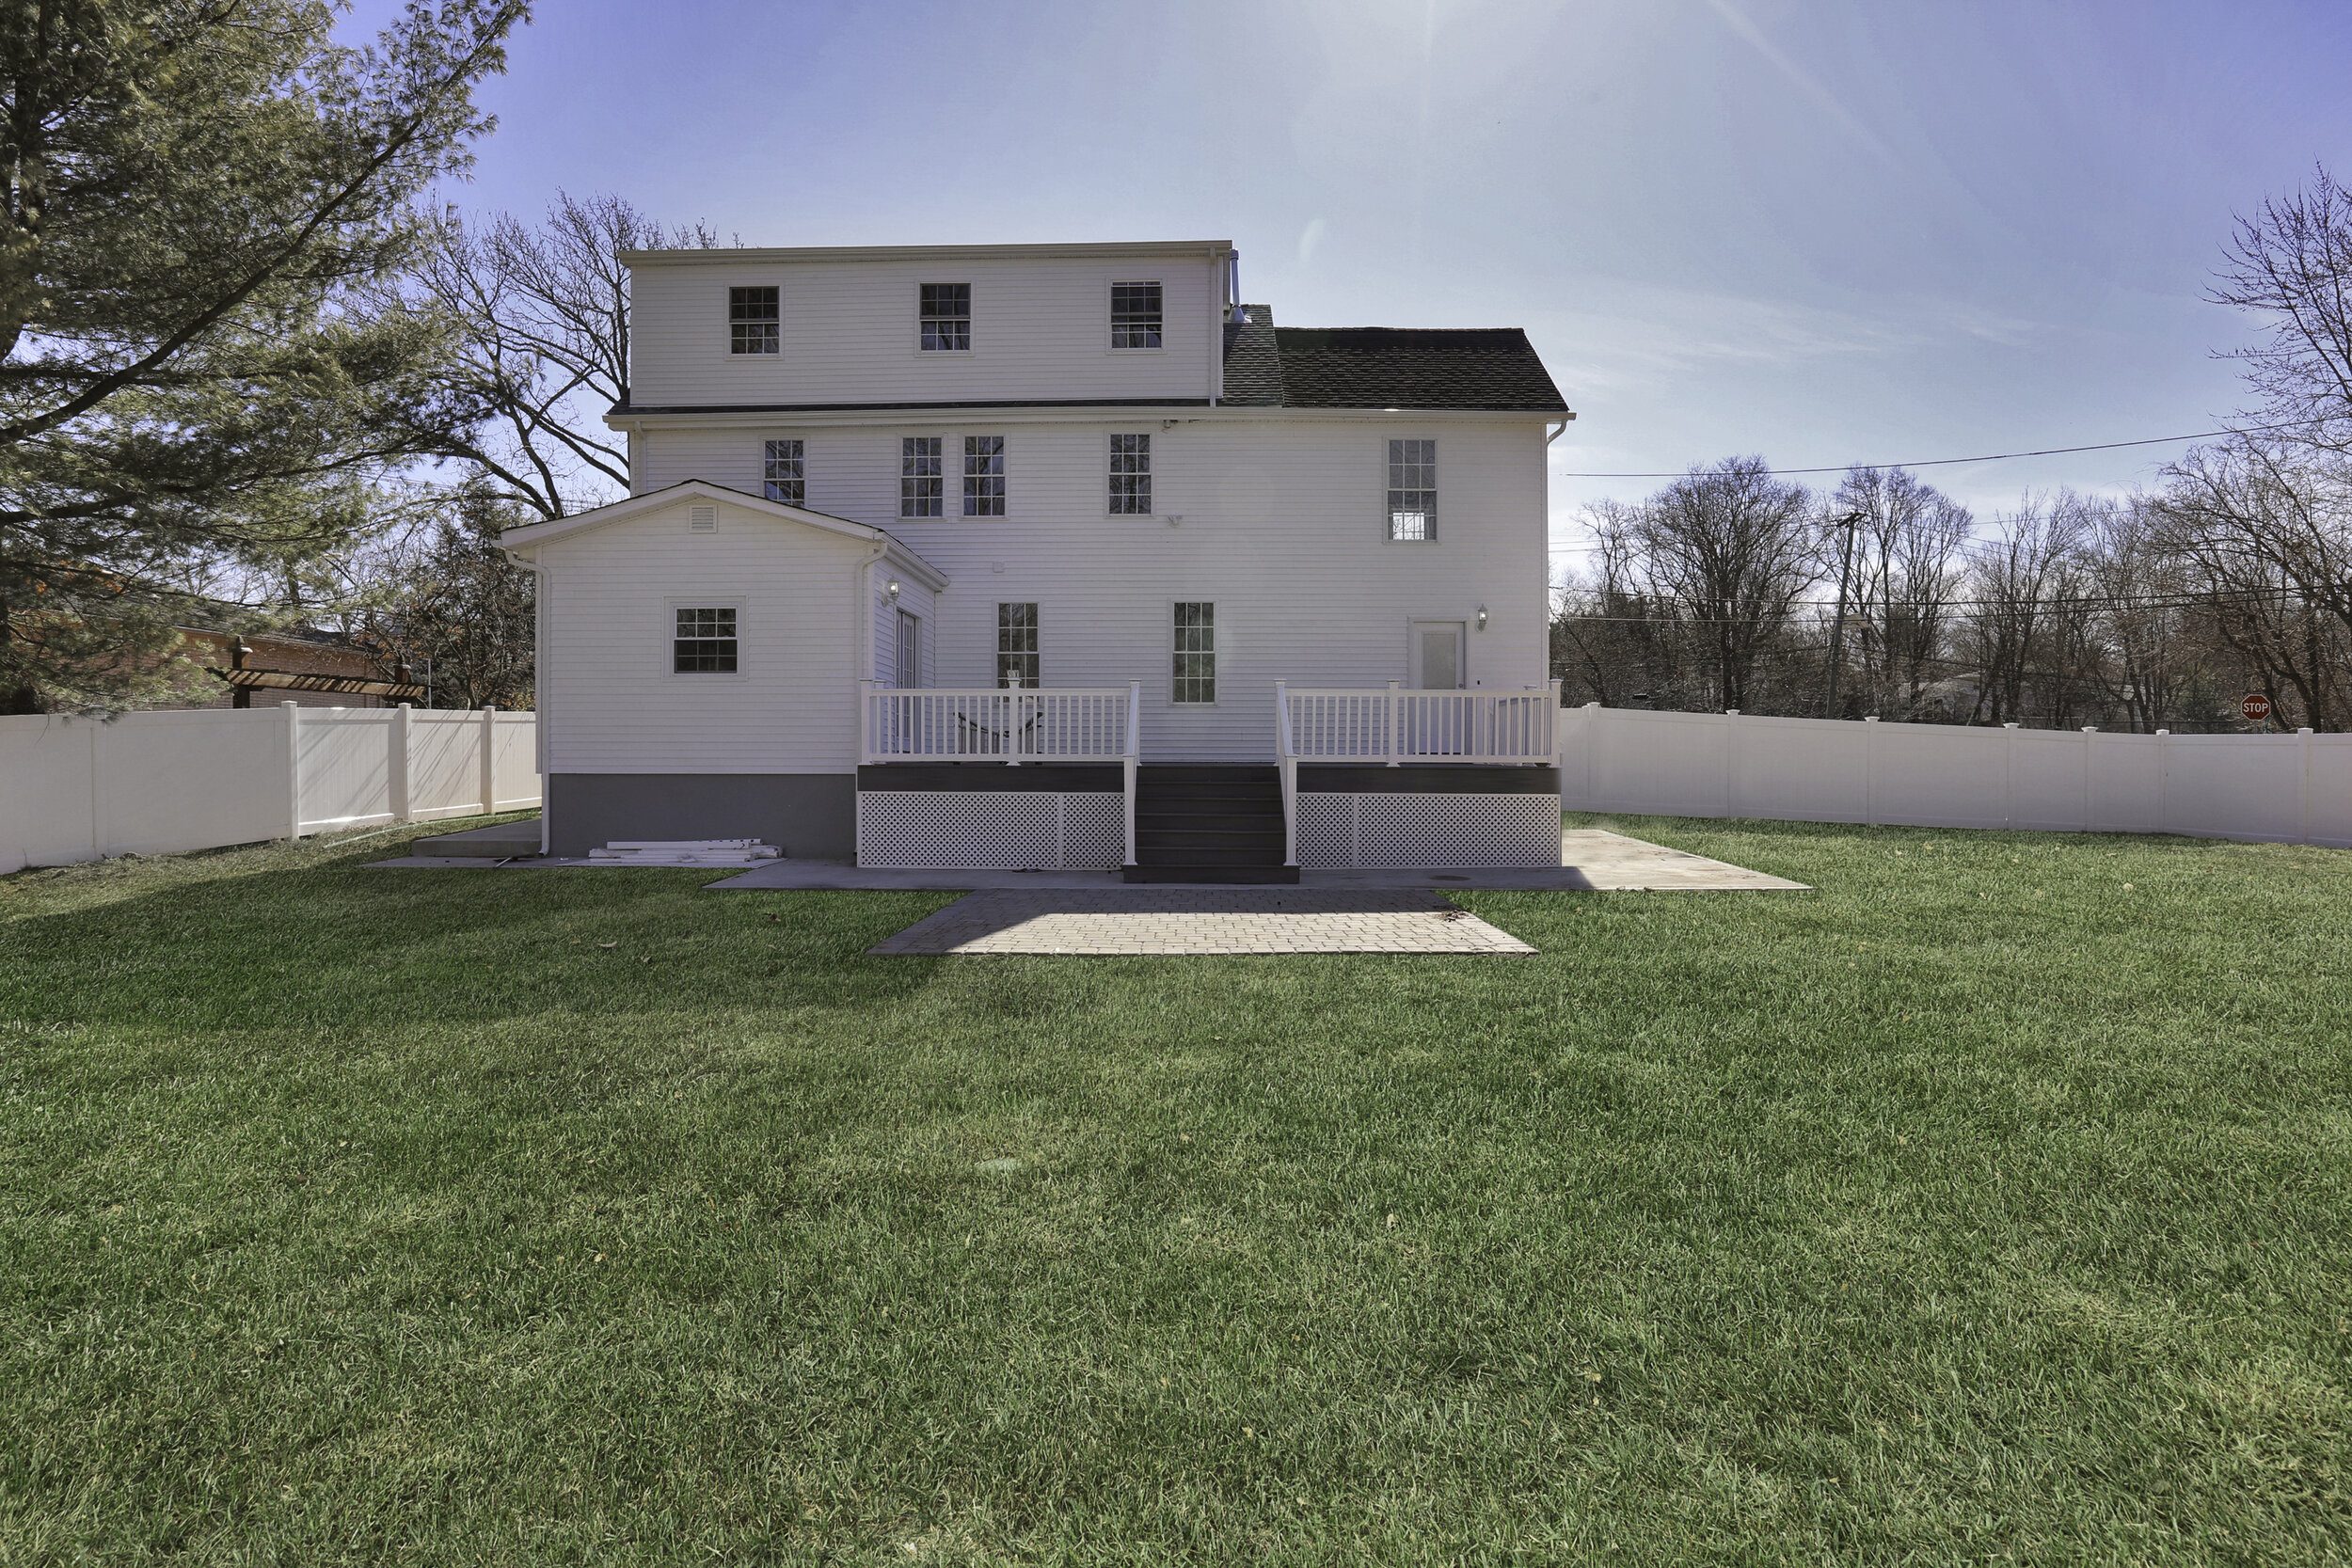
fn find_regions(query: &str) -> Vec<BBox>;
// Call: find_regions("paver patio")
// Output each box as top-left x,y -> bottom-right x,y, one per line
863,889 -> 1540,955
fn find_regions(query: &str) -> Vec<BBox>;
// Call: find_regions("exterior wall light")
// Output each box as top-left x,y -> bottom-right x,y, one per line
886,579 -> 902,601
1476,604 -> 1489,631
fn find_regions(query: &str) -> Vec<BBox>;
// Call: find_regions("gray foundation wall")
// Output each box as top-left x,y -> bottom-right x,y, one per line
547,774 -> 856,859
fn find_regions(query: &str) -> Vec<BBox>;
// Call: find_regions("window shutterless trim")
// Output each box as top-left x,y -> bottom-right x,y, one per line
1171,600 -> 1216,705
761,437 -> 803,504
900,436 -> 945,517
962,435 -> 1006,516
1109,279 -> 1164,350
995,601 -> 1040,689
919,282 -> 972,352
1387,436 -> 1437,542
727,286 -> 779,356
672,605 -> 740,673
1108,432 -> 1152,515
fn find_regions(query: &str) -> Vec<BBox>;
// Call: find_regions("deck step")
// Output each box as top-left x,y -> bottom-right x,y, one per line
1122,863 -> 1301,884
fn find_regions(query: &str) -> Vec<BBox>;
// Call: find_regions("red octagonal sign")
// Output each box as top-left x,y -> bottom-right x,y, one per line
2242,693 -> 2273,722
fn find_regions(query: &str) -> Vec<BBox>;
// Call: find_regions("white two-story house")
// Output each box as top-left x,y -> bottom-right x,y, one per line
501,241 -> 1573,880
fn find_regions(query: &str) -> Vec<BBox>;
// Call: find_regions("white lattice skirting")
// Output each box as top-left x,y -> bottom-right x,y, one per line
1296,793 -> 1564,868
857,791 -> 1125,869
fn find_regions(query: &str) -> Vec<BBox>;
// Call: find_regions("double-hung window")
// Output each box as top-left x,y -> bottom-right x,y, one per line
963,436 -> 1005,516
1388,438 -> 1437,541
1108,434 -> 1151,514
920,283 -> 971,351
1111,281 -> 1162,348
762,439 -> 803,504
729,287 -> 778,355
900,436 -> 944,516
996,603 -> 1040,689
674,608 -> 738,673
1172,602 -> 1216,704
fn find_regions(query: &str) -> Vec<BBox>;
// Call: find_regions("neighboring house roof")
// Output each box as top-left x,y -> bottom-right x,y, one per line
1222,305 -> 1569,413
498,479 -> 950,591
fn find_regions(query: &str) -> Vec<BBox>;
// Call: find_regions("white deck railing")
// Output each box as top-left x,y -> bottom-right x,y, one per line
860,682 -> 1142,864
1279,681 -> 1563,767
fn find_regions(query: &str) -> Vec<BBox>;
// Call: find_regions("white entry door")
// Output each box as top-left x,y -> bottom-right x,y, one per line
895,610 -> 922,689
1406,621 -> 1468,754
1410,621 -> 1465,689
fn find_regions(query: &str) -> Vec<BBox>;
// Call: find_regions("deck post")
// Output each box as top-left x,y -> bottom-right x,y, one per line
1386,681 -> 1400,768
857,680 -> 873,765
1122,681 -> 1140,867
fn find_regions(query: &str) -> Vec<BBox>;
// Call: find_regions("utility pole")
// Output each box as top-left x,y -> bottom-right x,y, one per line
1823,510 -> 1863,719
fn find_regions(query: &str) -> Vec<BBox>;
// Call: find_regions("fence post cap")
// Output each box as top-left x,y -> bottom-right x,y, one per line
2003,722 -> 2019,730
2299,726 -> 2314,735
1724,708 -> 1740,716
1865,715 -> 1879,722
2082,726 -> 2097,733
2156,728 -> 2170,736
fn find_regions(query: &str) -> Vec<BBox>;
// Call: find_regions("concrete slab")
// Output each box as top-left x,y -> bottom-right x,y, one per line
866,889 -> 1538,956
371,827 -> 1807,893
410,818 -> 543,857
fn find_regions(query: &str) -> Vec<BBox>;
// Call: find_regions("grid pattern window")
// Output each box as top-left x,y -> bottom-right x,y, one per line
900,436 -> 944,516
919,283 -> 971,351
673,608 -> 738,673
1108,433 -> 1152,514
762,439 -> 803,505
728,287 -> 779,355
996,602 -> 1040,689
1110,281 -> 1163,349
1388,438 -> 1438,541
963,436 -> 1006,516
1172,602 -> 1216,705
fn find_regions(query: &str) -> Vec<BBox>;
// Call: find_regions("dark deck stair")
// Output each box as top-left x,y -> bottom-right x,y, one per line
1123,765 -> 1300,884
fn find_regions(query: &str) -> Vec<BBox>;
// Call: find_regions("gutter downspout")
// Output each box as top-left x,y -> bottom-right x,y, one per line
854,532 -> 891,777
502,546 -> 551,856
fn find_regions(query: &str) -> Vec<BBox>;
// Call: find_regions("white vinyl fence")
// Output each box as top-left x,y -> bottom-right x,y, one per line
1560,705 -> 2352,847
3,702 -> 539,873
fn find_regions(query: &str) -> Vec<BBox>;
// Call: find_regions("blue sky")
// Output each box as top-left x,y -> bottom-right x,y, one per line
358,0 -> 2352,568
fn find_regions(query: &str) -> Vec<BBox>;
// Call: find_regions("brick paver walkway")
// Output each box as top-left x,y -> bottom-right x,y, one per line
866,890 -> 1537,956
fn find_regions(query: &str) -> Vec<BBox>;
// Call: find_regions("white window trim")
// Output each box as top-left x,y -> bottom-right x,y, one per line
1106,431 -> 1152,516
1107,278 -> 1167,354
916,281 -> 976,355
1382,433 -> 1440,545
665,599 -> 746,681
761,436 -> 806,507
898,434 -> 948,519
1169,598 -> 1219,706
721,283 -> 781,361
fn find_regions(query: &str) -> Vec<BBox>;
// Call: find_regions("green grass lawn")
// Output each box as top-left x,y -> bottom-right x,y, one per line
1,814 -> 2347,1564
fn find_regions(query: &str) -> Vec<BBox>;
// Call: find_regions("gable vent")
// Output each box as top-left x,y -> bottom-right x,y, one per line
689,504 -> 718,532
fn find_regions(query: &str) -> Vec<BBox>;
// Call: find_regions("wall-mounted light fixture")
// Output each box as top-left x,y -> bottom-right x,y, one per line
886,578 -> 902,602
1475,604 -> 1489,631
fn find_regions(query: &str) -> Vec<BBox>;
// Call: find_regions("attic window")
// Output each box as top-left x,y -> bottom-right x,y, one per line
728,287 -> 778,355
1111,281 -> 1162,349
919,283 -> 970,351
689,504 -> 718,532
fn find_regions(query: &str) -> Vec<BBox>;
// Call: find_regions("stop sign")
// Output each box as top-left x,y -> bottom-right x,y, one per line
2241,693 -> 2273,722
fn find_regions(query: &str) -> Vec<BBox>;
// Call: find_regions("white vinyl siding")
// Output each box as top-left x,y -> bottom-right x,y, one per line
532,497 -> 871,773
628,251 -> 1223,405
623,418 -> 1549,761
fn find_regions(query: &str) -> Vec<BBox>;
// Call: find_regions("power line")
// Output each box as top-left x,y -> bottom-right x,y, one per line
1553,418 -> 2330,480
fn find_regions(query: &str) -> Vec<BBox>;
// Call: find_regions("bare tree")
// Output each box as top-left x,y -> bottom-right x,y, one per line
1829,467 -> 1972,718
409,193 -> 722,520
1631,457 -> 1821,711
1960,494 -> 2093,725
2156,443 -> 2352,729
2212,164 -> 2352,452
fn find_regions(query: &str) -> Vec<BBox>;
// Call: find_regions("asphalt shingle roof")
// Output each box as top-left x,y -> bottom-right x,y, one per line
1219,305 -> 1567,413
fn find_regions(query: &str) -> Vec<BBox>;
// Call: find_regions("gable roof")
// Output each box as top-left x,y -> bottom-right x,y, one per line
498,480 -> 949,591
1219,305 -> 1568,413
